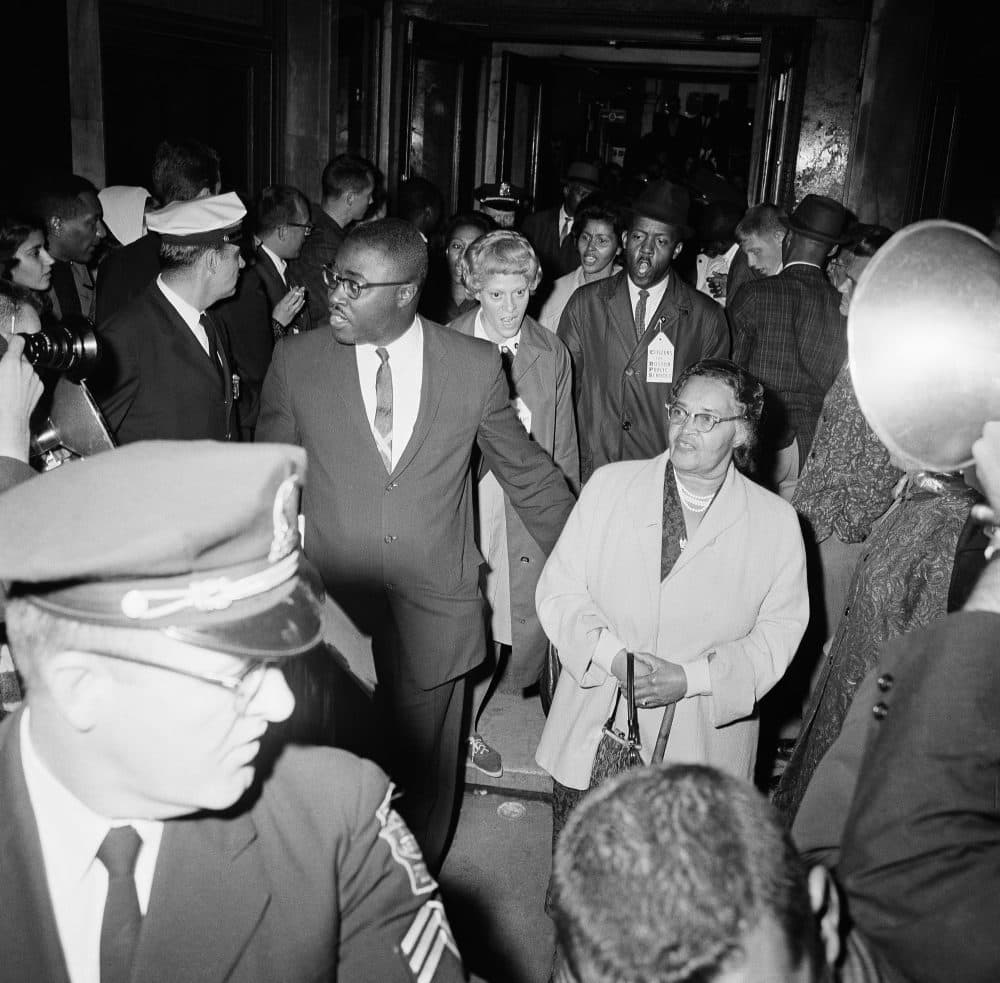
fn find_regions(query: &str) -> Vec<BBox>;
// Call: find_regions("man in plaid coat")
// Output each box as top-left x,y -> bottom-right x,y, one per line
729,194 -> 849,500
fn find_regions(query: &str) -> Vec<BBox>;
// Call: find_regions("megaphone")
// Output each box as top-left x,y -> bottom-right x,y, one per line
848,220 -> 1000,471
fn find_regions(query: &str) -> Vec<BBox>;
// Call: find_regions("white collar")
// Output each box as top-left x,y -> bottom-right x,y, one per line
473,309 -> 521,351
782,260 -> 822,271
20,709 -> 163,889
156,275 -> 204,328
259,243 -> 287,278
356,315 -> 423,360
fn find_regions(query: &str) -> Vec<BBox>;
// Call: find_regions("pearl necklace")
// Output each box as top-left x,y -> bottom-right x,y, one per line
675,474 -> 717,513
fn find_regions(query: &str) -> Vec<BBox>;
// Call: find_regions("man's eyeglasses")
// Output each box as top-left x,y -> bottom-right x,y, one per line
286,222 -> 315,236
91,650 -> 282,715
322,267 -> 413,300
666,403 -> 745,433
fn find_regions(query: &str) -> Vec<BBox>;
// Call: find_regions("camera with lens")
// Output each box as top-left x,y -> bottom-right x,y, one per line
16,315 -> 101,378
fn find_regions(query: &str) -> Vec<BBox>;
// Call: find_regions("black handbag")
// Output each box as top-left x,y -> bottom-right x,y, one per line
589,652 -> 644,785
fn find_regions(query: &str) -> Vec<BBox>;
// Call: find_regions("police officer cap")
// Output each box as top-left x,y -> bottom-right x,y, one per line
474,181 -> 528,212
0,441 -> 323,658
146,191 -> 247,246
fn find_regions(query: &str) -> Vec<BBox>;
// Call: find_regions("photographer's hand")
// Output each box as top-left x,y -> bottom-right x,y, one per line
0,332 -> 43,463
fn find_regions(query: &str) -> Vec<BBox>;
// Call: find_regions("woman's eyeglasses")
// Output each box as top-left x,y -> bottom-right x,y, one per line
666,403 -> 745,433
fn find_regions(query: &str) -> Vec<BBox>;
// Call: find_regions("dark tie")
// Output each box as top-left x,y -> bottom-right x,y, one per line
374,347 -> 393,471
634,289 -> 649,340
499,345 -> 516,399
97,826 -> 143,983
559,215 -> 572,245
199,314 -> 227,394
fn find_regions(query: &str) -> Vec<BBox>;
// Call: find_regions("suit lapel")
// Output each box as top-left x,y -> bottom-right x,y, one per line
511,322 -> 544,384
0,713 -> 72,983
607,275 -> 642,361
151,286 -> 226,389
665,462 -> 745,580
132,812 -> 270,983
392,321 -> 447,477
326,332 -> 381,452
634,455 -> 669,623
253,249 -> 287,309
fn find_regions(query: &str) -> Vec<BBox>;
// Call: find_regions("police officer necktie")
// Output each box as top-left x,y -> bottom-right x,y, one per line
199,314 -> 227,395
374,347 -> 393,471
634,289 -> 649,340
97,825 -> 143,983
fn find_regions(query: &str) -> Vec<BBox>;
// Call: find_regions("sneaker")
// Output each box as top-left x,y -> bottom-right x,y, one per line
468,733 -> 503,778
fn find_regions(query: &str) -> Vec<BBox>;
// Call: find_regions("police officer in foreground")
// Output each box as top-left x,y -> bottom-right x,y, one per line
0,440 -> 466,983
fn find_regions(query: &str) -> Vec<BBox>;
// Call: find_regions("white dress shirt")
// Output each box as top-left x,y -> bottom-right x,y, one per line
20,710 -> 163,983
259,243 -> 288,284
156,275 -> 210,356
355,317 -> 423,471
627,274 -> 670,335
558,205 -> 573,244
695,242 -> 740,306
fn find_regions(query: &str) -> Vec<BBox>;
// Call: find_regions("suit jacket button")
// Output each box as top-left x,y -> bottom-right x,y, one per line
872,701 -> 889,721
622,420 -> 631,431
384,534 -> 397,543
385,583 -> 394,591
877,673 -> 894,692
520,555 -> 530,563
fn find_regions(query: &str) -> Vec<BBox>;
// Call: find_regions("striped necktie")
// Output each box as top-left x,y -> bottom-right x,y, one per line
374,347 -> 393,471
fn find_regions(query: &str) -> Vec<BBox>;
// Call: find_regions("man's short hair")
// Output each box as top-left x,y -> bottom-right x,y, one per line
552,764 -> 820,983
735,203 -> 786,242
159,241 -> 224,276
344,217 -> 428,287
321,154 -> 376,201
255,185 -> 310,237
25,175 -> 98,227
151,138 -> 221,205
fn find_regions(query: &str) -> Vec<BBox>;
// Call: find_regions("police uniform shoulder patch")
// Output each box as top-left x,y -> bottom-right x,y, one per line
376,784 -> 437,896
399,899 -> 461,983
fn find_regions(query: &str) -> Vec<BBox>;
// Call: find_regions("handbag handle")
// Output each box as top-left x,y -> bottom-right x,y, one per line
624,652 -> 640,744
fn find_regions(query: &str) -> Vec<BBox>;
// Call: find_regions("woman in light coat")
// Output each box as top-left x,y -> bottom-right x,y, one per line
536,359 -> 808,840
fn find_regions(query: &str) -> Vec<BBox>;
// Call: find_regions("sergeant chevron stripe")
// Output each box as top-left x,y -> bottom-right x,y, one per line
400,899 -> 460,983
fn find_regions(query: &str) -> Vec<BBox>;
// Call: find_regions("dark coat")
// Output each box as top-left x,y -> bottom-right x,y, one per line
450,310 -> 579,684
287,205 -> 344,327
95,281 -> 236,444
521,207 -> 579,281
215,248 -> 312,437
95,233 -> 162,327
557,269 -> 730,483
257,317 -> 575,690
0,711 -> 466,983
837,611 -> 1000,983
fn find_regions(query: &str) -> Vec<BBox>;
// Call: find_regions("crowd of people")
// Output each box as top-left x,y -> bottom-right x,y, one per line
1,134 -> 998,983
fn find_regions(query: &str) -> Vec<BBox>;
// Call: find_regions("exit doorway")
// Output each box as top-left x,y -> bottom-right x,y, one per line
395,15 -> 811,216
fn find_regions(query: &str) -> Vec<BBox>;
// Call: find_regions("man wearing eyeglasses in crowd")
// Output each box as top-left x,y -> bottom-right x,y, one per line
257,218 -> 576,873
0,440 -> 467,983
217,185 -> 314,438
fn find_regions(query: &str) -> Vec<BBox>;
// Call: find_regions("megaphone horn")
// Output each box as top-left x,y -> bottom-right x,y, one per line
848,220 -> 1000,471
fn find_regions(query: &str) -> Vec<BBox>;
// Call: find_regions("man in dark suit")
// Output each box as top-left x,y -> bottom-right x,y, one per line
729,194 -> 848,499
0,441 -> 465,983
216,185 -> 312,438
96,138 -> 221,326
557,179 -> 730,484
289,153 -> 378,329
257,218 -> 575,871
95,193 -> 245,444
27,175 -> 107,321
521,161 -> 599,283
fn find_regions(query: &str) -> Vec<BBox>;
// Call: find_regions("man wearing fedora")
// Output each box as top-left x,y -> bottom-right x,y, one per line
557,179 -> 729,484
730,193 -> 849,500
522,161 -> 601,283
